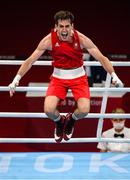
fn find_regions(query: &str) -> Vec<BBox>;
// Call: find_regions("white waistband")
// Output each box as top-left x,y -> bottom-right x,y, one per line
52,66 -> 86,79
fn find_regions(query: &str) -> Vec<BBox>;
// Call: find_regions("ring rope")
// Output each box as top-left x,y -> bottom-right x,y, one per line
0,137 -> 130,143
0,60 -> 130,66
0,86 -> 130,92
0,112 -> 129,118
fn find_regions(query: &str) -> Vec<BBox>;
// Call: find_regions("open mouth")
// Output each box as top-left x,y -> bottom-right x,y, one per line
61,32 -> 68,38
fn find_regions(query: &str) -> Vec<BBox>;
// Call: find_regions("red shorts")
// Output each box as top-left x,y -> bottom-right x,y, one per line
46,75 -> 90,100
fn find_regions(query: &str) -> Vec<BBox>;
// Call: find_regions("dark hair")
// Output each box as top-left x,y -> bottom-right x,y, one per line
54,10 -> 74,25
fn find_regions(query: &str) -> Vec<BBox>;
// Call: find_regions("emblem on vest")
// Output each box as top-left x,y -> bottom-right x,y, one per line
55,42 -> 60,47
74,42 -> 78,49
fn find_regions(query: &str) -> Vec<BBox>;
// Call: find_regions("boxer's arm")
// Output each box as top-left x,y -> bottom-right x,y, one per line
78,31 -> 124,87
9,33 -> 51,97
17,33 -> 51,78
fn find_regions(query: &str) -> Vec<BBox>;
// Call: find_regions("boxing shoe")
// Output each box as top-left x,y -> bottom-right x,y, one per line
54,115 -> 66,143
64,113 -> 76,141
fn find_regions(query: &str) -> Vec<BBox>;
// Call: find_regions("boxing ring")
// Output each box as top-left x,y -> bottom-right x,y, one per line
0,60 -> 130,179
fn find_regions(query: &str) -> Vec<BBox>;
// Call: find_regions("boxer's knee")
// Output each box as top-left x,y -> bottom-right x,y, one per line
77,98 -> 90,113
44,96 -> 60,119
75,98 -> 90,119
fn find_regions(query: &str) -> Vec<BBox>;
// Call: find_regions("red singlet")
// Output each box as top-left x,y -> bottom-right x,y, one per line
51,29 -> 83,69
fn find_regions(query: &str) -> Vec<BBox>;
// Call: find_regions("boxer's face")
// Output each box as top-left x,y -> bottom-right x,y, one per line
55,19 -> 73,41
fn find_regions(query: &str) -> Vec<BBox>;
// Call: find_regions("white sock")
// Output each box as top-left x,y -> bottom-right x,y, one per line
72,113 -> 79,120
53,115 -> 61,122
